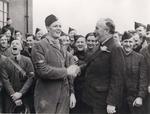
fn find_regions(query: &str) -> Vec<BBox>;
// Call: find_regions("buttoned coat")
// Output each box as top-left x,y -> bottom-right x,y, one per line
82,37 -> 124,109
123,50 -> 147,102
31,35 -> 74,113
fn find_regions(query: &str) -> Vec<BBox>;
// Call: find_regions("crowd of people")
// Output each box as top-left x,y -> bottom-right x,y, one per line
0,15 -> 150,114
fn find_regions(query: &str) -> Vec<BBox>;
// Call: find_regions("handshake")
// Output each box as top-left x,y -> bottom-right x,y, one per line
67,65 -> 80,77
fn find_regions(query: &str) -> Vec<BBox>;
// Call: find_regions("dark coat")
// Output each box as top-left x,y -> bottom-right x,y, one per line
140,44 -> 150,85
119,50 -> 148,114
82,37 -> 124,108
0,55 -> 7,113
31,35 -> 74,113
123,50 -> 147,102
0,55 -> 34,113
21,46 -> 32,58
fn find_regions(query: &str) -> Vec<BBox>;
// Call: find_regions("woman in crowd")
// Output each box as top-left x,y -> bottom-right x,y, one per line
85,32 -> 97,57
3,28 -> 14,45
59,32 -> 75,54
70,35 -> 87,114
0,34 -> 11,57
34,28 -> 43,41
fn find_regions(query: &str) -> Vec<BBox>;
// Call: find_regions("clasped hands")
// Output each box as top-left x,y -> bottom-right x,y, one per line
11,92 -> 23,106
67,64 -> 80,77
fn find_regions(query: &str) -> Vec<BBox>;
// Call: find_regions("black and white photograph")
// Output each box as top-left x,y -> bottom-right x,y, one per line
0,0 -> 150,114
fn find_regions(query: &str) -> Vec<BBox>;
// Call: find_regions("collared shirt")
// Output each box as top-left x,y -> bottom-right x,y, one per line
101,35 -> 113,46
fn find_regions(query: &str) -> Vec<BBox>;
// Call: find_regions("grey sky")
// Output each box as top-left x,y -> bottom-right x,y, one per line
33,0 -> 150,35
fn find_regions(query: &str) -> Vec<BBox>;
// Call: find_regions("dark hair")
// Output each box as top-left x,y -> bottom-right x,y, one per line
26,33 -> 35,39
122,31 -> 133,41
35,28 -> 42,34
15,30 -> 22,35
60,31 -> 68,37
2,28 -> 11,34
85,32 -> 96,40
74,35 -> 84,43
105,18 -> 115,34
0,34 -> 6,39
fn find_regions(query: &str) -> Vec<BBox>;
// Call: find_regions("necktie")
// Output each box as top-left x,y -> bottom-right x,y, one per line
14,56 -> 18,64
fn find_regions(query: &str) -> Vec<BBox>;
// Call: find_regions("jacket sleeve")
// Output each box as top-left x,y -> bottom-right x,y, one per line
107,46 -> 124,106
66,52 -> 75,94
31,42 -> 68,80
0,62 -> 15,96
19,58 -> 35,95
138,55 -> 148,99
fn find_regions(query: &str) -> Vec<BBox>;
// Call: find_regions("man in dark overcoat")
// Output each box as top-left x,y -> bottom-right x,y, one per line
31,14 -> 79,114
82,18 -> 124,114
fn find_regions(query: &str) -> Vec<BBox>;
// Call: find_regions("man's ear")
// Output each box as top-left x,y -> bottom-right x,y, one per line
46,26 -> 50,32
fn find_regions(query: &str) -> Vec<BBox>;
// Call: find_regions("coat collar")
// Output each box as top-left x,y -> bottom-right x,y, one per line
45,34 -> 66,58
45,35 -> 60,50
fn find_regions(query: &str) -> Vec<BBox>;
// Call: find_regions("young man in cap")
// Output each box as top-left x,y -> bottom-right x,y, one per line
82,18 -> 124,114
0,39 -> 35,113
120,31 -> 147,114
134,22 -> 148,52
31,14 -> 79,114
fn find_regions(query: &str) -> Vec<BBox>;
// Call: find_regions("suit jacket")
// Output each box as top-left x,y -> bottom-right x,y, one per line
31,35 -> 74,113
82,37 -> 124,108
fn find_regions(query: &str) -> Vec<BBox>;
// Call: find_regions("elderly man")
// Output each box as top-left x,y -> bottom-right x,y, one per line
82,18 -> 124,114
0,39 -> 34,113
31,14 -> 79,114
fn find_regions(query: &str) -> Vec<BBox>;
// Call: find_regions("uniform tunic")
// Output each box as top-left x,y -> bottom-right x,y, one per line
120,50 -> 147,114
31,35 -> 74,114
0,55 -> 34,113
